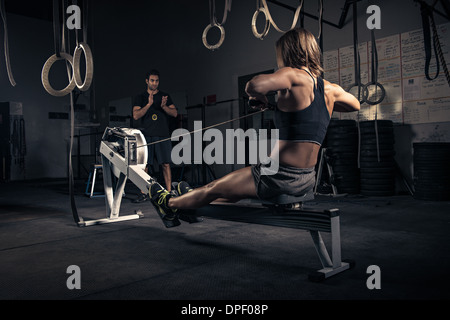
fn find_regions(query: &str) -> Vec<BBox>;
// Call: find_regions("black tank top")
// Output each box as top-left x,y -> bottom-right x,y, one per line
273,70 -> 330,146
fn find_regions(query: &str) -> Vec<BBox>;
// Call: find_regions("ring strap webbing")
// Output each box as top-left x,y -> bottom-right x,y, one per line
0,0 -> 16,86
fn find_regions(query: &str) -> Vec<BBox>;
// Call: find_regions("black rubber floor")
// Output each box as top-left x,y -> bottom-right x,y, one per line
1,179 -> 449,306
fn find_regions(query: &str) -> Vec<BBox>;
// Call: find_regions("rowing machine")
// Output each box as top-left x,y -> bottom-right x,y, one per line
81,127 -> 353,281
78,127 -> 182,227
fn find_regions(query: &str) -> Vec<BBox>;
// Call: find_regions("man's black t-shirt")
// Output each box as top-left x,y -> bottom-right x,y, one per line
133,90 -> 174,137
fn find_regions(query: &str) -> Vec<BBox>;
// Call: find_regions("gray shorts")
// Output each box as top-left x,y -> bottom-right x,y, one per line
251,162 -> 316,200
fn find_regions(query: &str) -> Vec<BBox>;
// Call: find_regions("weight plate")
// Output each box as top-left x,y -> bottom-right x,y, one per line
360,144 -> 395,151
359,120 -> 393,128
360,162 -> 395,169
361,189 -> 395,196
360,184 -> 395,191
413,142 -> 450,148
337,187 -> 360,194
329,120 -> 357,127
360,172 -> 395,179
327,133 -> 359,141
328,146 -> 359,153
326,126 -> 358,135
330,160 -> 359,168
327,152 -> 359,160
360,178 -> 395,185
360,155 -> 395,161
360,167 -> 395,173
414,169 -> 450,176
361,149 -> 396,157
359,126 -> 394,134
327,139 -> 358,147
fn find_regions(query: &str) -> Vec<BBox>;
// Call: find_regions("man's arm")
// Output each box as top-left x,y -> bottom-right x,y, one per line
133,104 -> 150,121
133,92 -> 154,121
161,96 -> 178,117
162,104 -> 178,118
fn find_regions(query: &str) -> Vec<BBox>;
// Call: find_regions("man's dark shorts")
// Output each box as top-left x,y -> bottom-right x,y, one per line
251,162 -> 316,200
145,136 -> 172,165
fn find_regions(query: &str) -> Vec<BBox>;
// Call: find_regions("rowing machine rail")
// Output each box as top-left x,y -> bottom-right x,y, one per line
195,192 -> 353,281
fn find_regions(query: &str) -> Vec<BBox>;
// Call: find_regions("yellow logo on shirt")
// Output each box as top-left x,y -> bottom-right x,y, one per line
152,114 -> 158,121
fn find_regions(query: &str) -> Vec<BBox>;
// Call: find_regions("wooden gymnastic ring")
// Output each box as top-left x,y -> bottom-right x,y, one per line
362,81 -> 386,105
41,52 -> 76,97
202,23 -> 225,51
73,42 -> 94,92
252,7 -> 270,40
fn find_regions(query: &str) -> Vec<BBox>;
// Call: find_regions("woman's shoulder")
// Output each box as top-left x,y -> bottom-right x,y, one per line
279,67 -> 315,88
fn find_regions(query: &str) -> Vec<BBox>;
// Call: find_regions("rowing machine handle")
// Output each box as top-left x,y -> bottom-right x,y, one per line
248,99 -> 275,110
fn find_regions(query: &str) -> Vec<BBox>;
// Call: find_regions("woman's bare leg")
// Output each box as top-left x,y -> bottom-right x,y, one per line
168,167 -> 257,210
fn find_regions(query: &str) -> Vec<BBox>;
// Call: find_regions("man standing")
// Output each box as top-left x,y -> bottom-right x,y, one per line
132,69 -> 178,203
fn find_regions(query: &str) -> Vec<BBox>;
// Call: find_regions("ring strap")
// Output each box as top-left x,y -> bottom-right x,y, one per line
429,3 -> 450,86
53,0 -> 62,57
420,2 -> 440,81
83,0 -> 88,42
261,0 -> 303,33
370,30 -> 378,83
361,29 -> 386,106
209,0 -> 232,26
317,0 -> 323,40
0,0 -> 16,86
73,42 -> 94,91
203,0 -> 231,50
351,1 -> 362,101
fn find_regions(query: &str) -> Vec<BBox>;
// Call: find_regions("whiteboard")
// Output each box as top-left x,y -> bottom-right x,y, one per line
324,22 -> 450,124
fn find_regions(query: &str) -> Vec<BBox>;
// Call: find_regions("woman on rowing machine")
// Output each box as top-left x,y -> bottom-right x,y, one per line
150,27 -> 360,224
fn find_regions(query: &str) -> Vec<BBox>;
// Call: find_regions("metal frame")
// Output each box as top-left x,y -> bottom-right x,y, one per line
315,148 -> 338,196
79,128 -> 151,227
85,164 -> 104,198
266,0 -> 359,29
309,212 -> 350,280
200,201 -> 353,281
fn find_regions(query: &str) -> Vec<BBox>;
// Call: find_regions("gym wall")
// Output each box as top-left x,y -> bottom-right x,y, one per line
1,0 -> 449,183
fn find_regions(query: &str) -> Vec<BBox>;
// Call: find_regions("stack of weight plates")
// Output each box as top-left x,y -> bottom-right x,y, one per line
359,120 -> 396,196
324,119 -> 360,194
413,142 -> 450,201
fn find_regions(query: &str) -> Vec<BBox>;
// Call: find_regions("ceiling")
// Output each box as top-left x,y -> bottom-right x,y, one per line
5,0 -> 56,21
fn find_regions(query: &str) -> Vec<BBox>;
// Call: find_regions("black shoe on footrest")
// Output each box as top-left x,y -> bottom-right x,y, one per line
132,193 -> 148,203
149,183 -> 181,228
177,181 -> 194,196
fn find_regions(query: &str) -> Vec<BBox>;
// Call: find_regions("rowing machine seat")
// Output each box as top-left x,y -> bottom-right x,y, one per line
265,189 -> 315,205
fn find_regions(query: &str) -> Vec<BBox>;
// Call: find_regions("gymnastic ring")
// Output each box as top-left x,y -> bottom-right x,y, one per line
73,42 -> 94,92
202,23 -> 225,51
252,7 -> 270,40
41,52 -> 76,97
346,83 -> 365,104
362,81 -> 386,105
